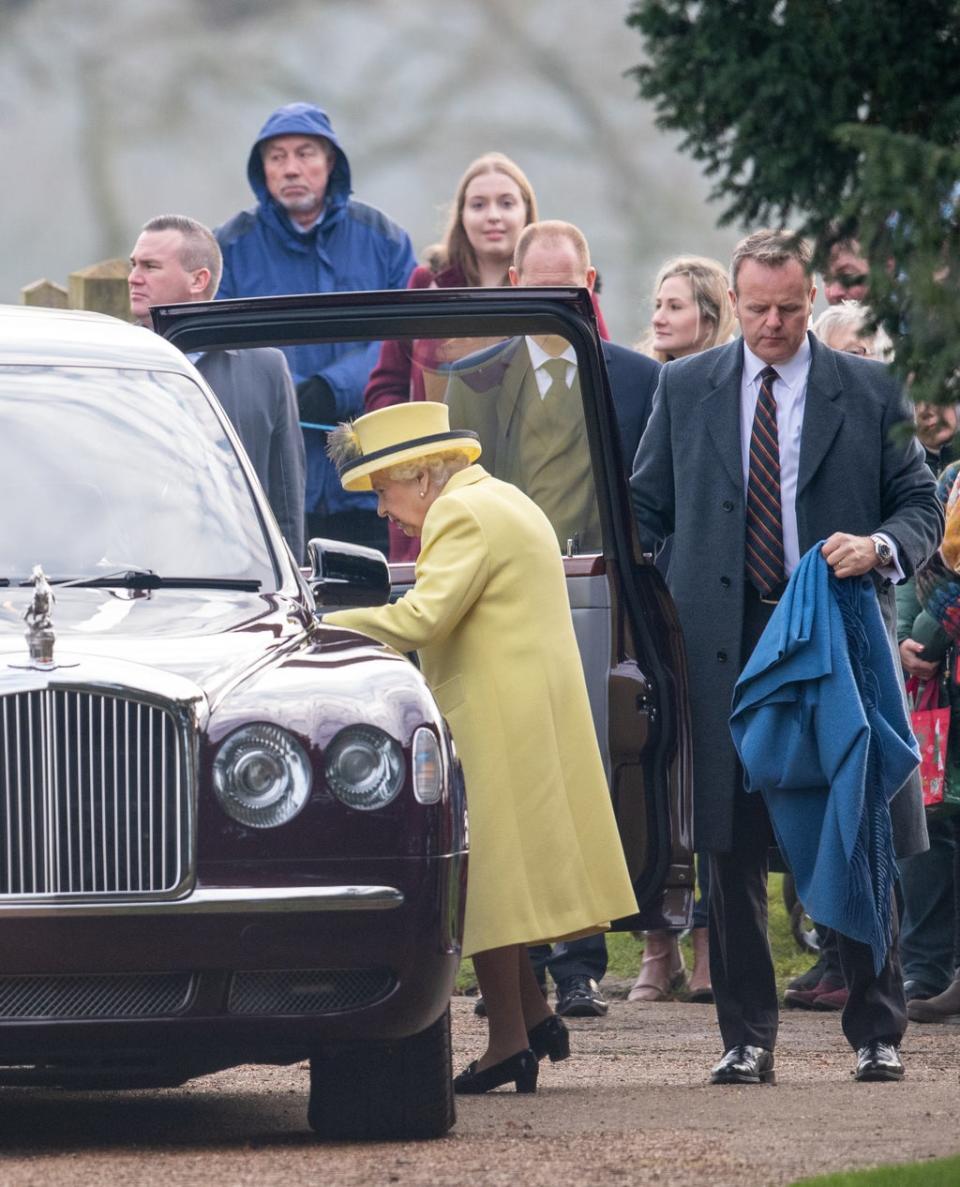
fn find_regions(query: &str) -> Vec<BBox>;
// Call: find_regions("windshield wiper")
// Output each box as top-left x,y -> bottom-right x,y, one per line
20,569 -> 262,591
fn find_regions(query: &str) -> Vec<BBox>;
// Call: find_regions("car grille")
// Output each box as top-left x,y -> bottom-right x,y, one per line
0,688 -> 191,898
228,968 -> 396,1015
0,972 -> 195,1019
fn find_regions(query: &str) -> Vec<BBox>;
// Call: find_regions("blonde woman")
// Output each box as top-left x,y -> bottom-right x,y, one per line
638,255 -> 736,362
324,402 -> 637,1094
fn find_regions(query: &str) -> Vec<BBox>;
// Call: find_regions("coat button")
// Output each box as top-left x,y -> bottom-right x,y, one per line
717,650 -> 727,663
720,576 -> 731,588
722,500 -> 734,511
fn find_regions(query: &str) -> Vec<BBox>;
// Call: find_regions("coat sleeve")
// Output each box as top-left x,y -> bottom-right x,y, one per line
877,381 -> 944,578
628,364 -> 676,556
266,355 -> 306,563
323,494 -> 490,652
363,338 -> 415,412
363,268 -> 436,412
387,231 -> 418,292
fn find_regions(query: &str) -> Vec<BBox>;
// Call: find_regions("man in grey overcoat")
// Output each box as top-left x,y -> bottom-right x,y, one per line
630,229 -> 943,1086
129,214 -> 305,563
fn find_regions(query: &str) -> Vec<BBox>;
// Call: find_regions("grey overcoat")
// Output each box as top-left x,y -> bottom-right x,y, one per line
195,348 -> 306,563
630,332 -> 943,854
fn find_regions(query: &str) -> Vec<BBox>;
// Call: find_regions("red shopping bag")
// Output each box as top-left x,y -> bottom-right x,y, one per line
906,675 -> 951,808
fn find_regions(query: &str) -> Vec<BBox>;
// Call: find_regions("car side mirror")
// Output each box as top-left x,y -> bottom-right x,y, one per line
307,538 -> 390,607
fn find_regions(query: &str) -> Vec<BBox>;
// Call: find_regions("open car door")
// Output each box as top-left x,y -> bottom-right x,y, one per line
154,286 -> 694,929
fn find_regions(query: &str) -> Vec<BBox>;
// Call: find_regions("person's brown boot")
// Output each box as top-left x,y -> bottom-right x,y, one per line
686,927 -> 714,1003
628,930 -> 686,1002
907,976 -> 960,1023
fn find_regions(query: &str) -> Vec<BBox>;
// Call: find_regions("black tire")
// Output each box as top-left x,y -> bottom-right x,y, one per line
307,1007 -> 455,1141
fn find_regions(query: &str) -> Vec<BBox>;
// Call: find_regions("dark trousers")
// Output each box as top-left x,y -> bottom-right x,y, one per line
898,813 -> 960,993
528,934 -> 608,987
708,586 -> 908,1053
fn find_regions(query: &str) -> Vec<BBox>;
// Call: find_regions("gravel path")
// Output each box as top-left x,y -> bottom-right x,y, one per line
1,993 -> 958,1186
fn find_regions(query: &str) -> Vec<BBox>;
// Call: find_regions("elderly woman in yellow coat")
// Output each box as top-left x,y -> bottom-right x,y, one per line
324,402 -> 637,1095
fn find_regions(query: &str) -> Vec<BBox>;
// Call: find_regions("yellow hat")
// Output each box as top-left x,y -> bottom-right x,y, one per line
332,402 -> 481,492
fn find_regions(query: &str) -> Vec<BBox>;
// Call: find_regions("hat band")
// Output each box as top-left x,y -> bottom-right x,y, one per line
340,429 -> 480,475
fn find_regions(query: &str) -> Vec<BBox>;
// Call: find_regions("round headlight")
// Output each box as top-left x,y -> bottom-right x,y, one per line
213,724 -> 312,828
325,726 -> 404,811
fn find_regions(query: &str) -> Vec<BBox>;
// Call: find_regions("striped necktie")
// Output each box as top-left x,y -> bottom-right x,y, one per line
745,365 -> 784,596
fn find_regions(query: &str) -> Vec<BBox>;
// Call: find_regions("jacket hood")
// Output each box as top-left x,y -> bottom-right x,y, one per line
247,102 -> 352,219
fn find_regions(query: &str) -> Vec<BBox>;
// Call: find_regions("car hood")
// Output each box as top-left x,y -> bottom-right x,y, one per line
0,586 -> 309,706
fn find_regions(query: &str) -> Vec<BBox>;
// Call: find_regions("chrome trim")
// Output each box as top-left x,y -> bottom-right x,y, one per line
0,659 -> 208,715
1,684 -> 198,901
0,884 -> 404,918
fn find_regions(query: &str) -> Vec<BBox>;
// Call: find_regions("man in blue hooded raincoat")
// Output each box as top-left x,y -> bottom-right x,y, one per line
215,103 -> 417,551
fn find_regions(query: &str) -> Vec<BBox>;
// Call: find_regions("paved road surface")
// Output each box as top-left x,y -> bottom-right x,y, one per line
2,995 -> 959,1186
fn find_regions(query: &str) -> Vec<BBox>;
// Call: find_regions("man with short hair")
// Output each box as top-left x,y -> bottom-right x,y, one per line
215,103 -> 417,552
630,228 -> 942,1084
129,214 -> 305,562
821,233 -> 871,306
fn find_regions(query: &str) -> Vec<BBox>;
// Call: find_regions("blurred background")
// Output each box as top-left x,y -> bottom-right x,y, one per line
0,0 -> 741,343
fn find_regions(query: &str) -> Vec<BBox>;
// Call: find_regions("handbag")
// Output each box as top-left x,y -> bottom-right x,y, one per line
906,673 -> 953,810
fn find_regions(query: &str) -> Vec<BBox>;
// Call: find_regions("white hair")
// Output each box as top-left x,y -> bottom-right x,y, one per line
384,449 -> 473,489
812,301 -> 893,361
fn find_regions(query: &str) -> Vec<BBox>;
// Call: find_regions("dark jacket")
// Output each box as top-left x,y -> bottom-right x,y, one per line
195,349 -> 305,563
630,332 -> 942,853
214,103 -> 416,518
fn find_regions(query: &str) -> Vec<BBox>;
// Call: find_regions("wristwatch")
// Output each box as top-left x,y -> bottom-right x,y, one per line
870,534 -> 893,567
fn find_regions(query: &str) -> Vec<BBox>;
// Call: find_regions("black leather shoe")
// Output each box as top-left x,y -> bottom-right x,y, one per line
555,976 -> 608,1017
854,1041 -> 904,1082
710,1045 -> 776,1085
453,1047 -> 539,1094
527,1014 -> 570,1062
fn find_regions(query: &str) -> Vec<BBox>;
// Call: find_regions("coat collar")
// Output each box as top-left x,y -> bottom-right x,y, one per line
700,332 -> 845,495
797,333 -> 844,497
702,339 -> 745,491
440,463 -> 488,497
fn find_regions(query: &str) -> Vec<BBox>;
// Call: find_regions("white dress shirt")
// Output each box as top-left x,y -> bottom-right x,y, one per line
526,337 -> 577,397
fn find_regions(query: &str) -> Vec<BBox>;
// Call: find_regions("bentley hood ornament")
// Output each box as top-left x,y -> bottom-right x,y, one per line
22,564 -> 58,670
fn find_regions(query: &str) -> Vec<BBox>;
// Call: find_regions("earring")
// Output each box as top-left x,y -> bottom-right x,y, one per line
419,490 -> 426,499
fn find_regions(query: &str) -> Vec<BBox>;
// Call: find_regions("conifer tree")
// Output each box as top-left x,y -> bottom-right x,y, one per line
627,0 -> 960,401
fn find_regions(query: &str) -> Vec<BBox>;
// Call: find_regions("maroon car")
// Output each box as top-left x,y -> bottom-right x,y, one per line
0,304 -> 465,1140
0,289 -> 693,1140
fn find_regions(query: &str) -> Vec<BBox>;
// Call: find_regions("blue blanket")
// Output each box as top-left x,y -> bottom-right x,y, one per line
730,546 -> 919,974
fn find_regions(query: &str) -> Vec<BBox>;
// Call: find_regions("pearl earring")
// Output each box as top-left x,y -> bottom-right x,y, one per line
419,490 -> 426,499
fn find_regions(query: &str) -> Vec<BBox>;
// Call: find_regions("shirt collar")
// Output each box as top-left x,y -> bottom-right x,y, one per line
742,332 -> 811,388
526,336 -> 576,370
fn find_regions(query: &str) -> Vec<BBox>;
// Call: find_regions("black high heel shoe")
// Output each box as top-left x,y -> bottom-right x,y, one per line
453,1047 -> 539,1094
527,1014 -> 570,1062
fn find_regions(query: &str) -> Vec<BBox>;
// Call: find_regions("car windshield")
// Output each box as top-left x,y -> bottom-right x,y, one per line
0,365 -> 277,588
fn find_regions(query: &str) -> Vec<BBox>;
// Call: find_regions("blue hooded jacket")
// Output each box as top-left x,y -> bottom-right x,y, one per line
215,103 -> 416,518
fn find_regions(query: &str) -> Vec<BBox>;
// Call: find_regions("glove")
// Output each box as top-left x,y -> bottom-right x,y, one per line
296,375 -> 337,425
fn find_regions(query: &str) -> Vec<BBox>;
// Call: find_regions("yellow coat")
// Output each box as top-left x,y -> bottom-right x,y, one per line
324,465 -> 637,956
